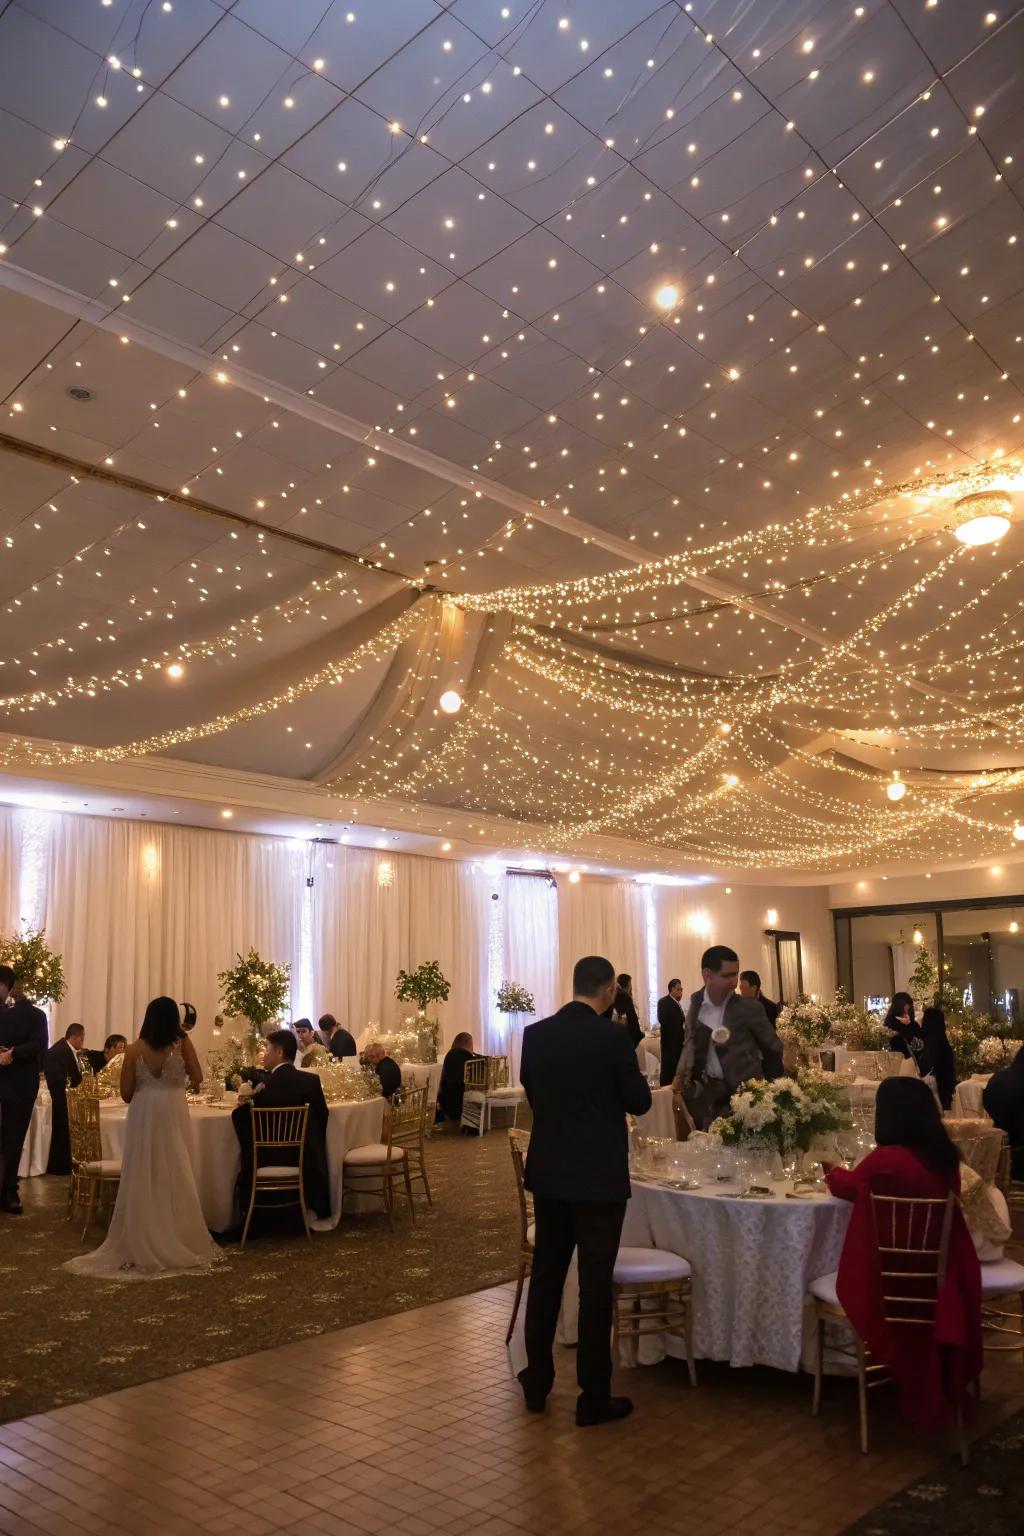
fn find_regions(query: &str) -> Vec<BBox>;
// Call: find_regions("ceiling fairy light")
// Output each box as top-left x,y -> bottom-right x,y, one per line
953,491 -> 1012,547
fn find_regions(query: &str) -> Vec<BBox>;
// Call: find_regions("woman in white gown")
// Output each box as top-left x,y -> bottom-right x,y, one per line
65,997 -> 221,1279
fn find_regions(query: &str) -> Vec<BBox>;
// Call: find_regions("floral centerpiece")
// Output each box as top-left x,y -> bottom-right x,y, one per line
977,1035 -> 1012,1071
223,1035 -> 264,1091
496,980 -> 535,1015
0,924 -> 66,1007
842,1010 -> 890,1052
315,1057 -> 380,1104
709,1071 -> 850,1157
217,948 -> 290,1063
775,997 -> 830,1051
394,961 -> 450,1062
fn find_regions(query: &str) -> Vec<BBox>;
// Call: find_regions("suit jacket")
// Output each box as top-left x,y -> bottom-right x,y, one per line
83,1048 -> 107,1075
0,998 -> 48,1101
436,1047 -> 476,1121
520,1000 -> 652,1204
328,1028 -> 357,1059
374,1055 -> 402,1100
44,1039 -> 83,1089
656,994 -> 685,1086
758,995 -> 780,1028
231,1063 -> 330,1219
679,988 -> 783,1094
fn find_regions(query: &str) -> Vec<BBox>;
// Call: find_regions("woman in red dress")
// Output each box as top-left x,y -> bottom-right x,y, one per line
825,1077 -> 982,1429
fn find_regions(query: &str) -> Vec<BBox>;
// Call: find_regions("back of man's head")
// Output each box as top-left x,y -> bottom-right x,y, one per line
701,944 -> 738,974
452,1031 -> 473,1051
572,955 -> 616,1000
265,1028 -> 297,1063
65,1023 -> 85,1042
318,1014 -> 336,1034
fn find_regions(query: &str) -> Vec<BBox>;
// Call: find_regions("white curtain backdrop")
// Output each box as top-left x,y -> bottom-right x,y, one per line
0,807 -> 18,933
502,873 -> 559,1080
557,876 -> 648,1022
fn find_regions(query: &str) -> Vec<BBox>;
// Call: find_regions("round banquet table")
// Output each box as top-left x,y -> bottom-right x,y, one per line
637,1084 -> 676,1140
19,1088 -> 52,1177
533,1176 -> 852,1377
98,1093 -> 384,1233
951,1076 -> 990,1119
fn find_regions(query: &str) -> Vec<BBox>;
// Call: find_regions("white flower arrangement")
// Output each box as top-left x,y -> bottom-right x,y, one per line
0,924 -> 66,1007
775,998 -> 830,1050
709,1071 -> 850,1155
977,1035 -> 1010,1070
496,980 -> 535,1014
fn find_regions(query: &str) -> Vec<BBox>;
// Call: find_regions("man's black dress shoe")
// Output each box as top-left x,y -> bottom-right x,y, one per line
576,1395 -> 633,1427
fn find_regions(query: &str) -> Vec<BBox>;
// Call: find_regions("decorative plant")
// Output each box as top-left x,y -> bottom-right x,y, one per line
775,997 -> 830,1050
217,948 -> 290,1046
0,924 -> 66,1007
976,1035 -> 1011,1070
709,1072 -> 850,1157
496,980 -> 535,1014
907,943 -> 939,1008
395,960 -> 451,1013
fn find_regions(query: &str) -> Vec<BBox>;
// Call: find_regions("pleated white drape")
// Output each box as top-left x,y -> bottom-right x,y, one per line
501,873 -> 559,1079
557,877 -> 649,1022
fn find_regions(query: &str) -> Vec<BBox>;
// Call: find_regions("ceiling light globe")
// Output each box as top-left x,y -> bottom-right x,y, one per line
165,661 -> 185,680
886,779 -> 906,802
952,490 -> 1012,546
654,283 -> 679,310
1013,824 -> 1024,842
439,689 -> 463,714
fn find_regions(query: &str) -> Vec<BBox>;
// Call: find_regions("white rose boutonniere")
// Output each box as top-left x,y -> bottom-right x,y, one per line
711,1026 -> 731,1047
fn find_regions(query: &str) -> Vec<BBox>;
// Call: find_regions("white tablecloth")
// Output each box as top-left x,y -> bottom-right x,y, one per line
20,1089 -> 52,1177
951,1076 -> 990,1119
98,1094 -> 384,1233
400,1061 -> 443,1102
637,1085 -> 676,1140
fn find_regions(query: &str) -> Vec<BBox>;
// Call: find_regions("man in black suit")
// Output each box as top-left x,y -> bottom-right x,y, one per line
83,1033 -> 128,1075
364,1042 -> 402,1100
656,979 -> 685,1087
0,965 -> 48,1214
43,1023 -> 84,1175
231,1029 -> 330,1223
319,1013 -> 357,1059
518,955 -> 652,1427
738,970 -> 780,1027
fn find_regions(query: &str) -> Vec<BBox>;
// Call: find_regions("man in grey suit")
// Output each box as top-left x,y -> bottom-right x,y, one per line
671,945 -> 783,1129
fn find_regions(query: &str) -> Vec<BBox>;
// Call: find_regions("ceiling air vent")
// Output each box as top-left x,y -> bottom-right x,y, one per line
67,386 -> 93,401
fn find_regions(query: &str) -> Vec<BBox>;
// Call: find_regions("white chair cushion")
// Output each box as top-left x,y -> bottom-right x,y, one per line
808,1271 -> 840,1307
980,1257 -> 1024,1298
488,1087 -> 524,1101
342,1143 -> 405,1166
613,1246 -> 691,1284
526,1221 -> 536,1247
255,1165 -> 300,1181
81,1159 -> 121,1176
462,1091 -> 486,1103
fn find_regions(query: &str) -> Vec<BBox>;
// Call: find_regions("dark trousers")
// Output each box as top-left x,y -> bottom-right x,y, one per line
44,1075 -> 71,1175
524,1195 -> 626,1405
0,1094 -> 36,1196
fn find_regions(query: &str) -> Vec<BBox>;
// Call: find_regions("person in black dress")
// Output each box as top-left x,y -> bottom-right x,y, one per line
518,955 -> 652,1427
435,1032 -> 477,1124
983,1043 -> 1024,1180
918,1006 -> 956,1110
656,979 -> 685,1087
884,992 -> 923,1059
43,1023 -> 85,1174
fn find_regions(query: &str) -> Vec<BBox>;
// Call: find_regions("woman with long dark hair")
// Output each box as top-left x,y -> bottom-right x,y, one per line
883,990 -> 923,1059
66,998 -> 219,1279
823,1078 -> 981,1428
918,1005 -> 957,1110
605,972 -> 643,1048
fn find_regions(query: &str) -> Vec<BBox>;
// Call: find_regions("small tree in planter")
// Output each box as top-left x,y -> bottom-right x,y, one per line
907,943 -> 939,1013
217,948 -> 290,1063
395,961 -> 450,1061
0,924 -> 66,1008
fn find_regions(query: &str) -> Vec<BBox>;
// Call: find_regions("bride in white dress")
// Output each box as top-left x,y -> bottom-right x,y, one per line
66,996 -> 221,1279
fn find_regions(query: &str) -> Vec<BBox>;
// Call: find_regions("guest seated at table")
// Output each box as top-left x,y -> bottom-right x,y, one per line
737,970 -> 780,1028
231,1028 -> 330,1223
435,1032 -> 478,1125
982,1042 -> 1024,1180
884,992 -> 924,1060
319,1013 -> 357,1059
656,980 -> 685,1087
918,1006 -> 956,1111
83,1034 -> 128,1075
43,1023 -> 84,1175
823,1077 -> 981,1429
294,1019 -> 327,1063
363,1042 -> 403,1101
604,974 -> 643,1048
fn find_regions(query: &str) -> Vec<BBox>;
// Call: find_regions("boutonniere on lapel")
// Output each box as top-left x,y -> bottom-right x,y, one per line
711,1026 -> 731,1048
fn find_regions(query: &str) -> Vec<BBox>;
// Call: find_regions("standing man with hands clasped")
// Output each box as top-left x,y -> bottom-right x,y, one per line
517,955 -> 652,1427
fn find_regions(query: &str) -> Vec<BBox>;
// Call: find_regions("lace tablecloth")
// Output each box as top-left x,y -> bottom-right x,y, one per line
98,1094 -> 384,1232
951,1077 -> 990,1119
20,1090 -> 52,1177
637,1085 -> 676,1140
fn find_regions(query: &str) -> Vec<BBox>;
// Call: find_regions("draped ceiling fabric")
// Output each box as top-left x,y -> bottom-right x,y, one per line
0,1 -> 1022,882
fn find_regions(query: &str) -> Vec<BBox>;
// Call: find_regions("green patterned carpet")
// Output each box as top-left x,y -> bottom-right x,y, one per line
0,1122 -> 521,1424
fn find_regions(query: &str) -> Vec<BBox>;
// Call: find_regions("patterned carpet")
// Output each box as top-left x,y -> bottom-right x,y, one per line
841,1411 -> 1024,1535
0,1122 -> 521,1425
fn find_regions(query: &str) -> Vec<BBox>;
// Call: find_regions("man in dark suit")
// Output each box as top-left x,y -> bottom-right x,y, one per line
518,955 -> 652,1427
43,1023 -> 84,1175
231,1029 -> 330,1223
656,979 -> 685,1087
672,945 -> 784,1129
0,965 -> 49,1214
738,970 -> 780,1028
363,1042 -> 402,1100
84,1033 -> 128,1075
319,1013 -> 357,1059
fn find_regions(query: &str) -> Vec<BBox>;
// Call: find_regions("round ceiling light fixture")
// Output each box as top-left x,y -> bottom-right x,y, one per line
439,688 -> 462,714
953,490 -> 1012,546
165,661 -> 185,680
654,283 -> 679,309
886,771 -> 906,802
1014,822 -> 1024,841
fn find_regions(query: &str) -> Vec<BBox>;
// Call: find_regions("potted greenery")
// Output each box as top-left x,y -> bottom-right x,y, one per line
0,924 -> 66,1008
217,948 -> 290,1064
395,960 -> 450,1061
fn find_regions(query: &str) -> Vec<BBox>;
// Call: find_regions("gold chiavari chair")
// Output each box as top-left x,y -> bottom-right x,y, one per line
67,1084 -> 121,1240
240,1104 -> 310,1250
461,1054 -> 524,1135
342,1087 -> 426,1229
506,1128 -> 534,1343
612,1250 -> 697,1387
809,1192 -> 967,1460
391,1083 -> 432,1209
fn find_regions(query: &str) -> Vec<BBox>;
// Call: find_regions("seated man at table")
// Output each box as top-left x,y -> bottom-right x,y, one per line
320,1013 -> 357,1060
231,1029 -> 330,1223
43,1023 -> 85,1175
294,1018 -> 327,1063
435,1032 -> 478,1125
363,1041 -> 403,1101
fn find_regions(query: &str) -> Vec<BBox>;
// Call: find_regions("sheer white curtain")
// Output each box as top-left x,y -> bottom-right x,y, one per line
502,873 -> 559,1080
557,877 -> 648,1021
0,807 -> 18,932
